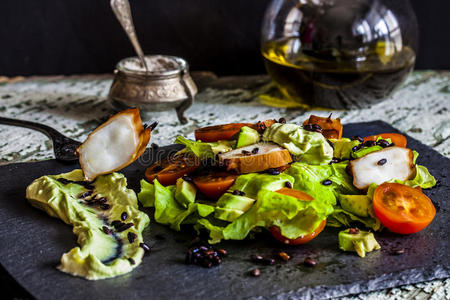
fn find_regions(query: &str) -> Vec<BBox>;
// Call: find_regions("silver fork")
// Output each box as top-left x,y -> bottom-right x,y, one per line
0,117 -> 80,162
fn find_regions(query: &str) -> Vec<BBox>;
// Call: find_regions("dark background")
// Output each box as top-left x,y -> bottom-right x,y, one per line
0,0 -> 449,76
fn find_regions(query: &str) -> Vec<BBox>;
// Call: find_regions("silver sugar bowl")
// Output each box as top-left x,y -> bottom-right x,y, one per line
108,55 -> 197,124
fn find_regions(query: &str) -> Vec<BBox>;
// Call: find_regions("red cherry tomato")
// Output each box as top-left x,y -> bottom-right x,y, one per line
373,183 -> 436,234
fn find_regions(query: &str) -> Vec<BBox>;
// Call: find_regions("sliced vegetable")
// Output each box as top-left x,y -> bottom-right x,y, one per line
349,146 -> 415,190
373,183 -> 436,234
270,220 -> 326,245
145,155 -> 199,186
236,126 -> 260,148
364,133 -> 407,147
193,172 -> 238,199
194,123 -> 254,142
218,142 -> 292,174
303,114 -> 343,139
77,108 -> 154,181
338,229 -> 381,257
269,188 -> 325,245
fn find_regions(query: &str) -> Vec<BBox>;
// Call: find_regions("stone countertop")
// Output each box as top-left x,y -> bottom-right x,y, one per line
0,71 -> 449,299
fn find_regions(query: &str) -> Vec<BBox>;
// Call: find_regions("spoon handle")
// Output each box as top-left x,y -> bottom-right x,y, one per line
110,0 -> 148,72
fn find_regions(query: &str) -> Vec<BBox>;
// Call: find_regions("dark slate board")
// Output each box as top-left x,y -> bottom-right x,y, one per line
0,121 -> 448,300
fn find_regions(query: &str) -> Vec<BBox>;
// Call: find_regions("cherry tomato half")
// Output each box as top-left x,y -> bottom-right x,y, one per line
373,183 -> 436,234
270,220 -> 326,245
193,172 -> 238,199
269,188 -> 325,245
145,155 -> 199,186
194,123 -> 254,142
364,133 -> 407,147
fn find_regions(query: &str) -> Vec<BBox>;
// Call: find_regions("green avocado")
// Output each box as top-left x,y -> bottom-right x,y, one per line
26,169 -> 150,280
236,126 -> 260,148
329,138 -> 360,160
339,194 -> 371,217
217,193 -> 255,211
214,193 -> 255,222
338,229 -> 381,257
262,123 -> 333,165
214,207 -> 245,222
175,178 -> 196,208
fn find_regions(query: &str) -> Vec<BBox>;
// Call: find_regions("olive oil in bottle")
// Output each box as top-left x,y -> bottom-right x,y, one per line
262,37 -> 416,109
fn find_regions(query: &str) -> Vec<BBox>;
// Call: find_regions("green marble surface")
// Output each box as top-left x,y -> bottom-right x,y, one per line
0,71 -> 449,299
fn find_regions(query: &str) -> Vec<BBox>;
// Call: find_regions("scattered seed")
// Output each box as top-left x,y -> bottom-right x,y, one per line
242,150 -> 252,156
78,191 -> 93,199
348,228 -> 360,234
251,268 -> 261,277
182,175 -> 193,182
217,249 -> 227,257
352,146 -> 360,152
363,140 -> 377,147
250,254 -> 263,262
111,220 -> 123,229
100,203 -> 111,210
377,158 -> 387,166
391,248 -> 405,255
352,136 -> 364,143
121,212 -> 128,221
97,197 -> 107,203
102,226 -> 111,235
252,147 -> 259,154
116,223 -> 134,232
128,258 -> 136,265
128,232 -> 137,243
329,157 -> 341,165
377,139 -> 390,147
139,242 -> 151,253
285,181 -> 292,188
311,124 -> 322,131
278,252 -> 290,261
278,117 -> 286,124
304,257 -> 316,267
322,179 -> 332,186
265,168 -> 280,175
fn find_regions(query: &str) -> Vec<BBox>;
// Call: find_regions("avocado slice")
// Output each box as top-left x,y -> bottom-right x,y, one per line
338,229 -> 381,257
236,126 -> 260,148
175,178 -> 197,208
216,193 -> 255,211
214,193 -> 256,222
329,138 -> 360,160
215,207 -> 245,222
339,194 -> 371,217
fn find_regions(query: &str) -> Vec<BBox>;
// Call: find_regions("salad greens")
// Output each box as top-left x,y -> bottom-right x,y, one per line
263,123 -> 333,164
139,123 -> 437,245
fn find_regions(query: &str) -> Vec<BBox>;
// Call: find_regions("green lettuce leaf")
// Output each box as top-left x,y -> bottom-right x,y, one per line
262,123 -> 333,165
222,189 -> 327,241
329,138 -> 360,160
174,136 -> 215,159
138,180 -> 215,231
327,208 -> 382,231
230,173 -> 295,198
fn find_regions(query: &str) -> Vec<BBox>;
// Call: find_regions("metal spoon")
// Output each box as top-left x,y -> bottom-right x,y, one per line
110,0 -> 148,72
0,117 -> 80,162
